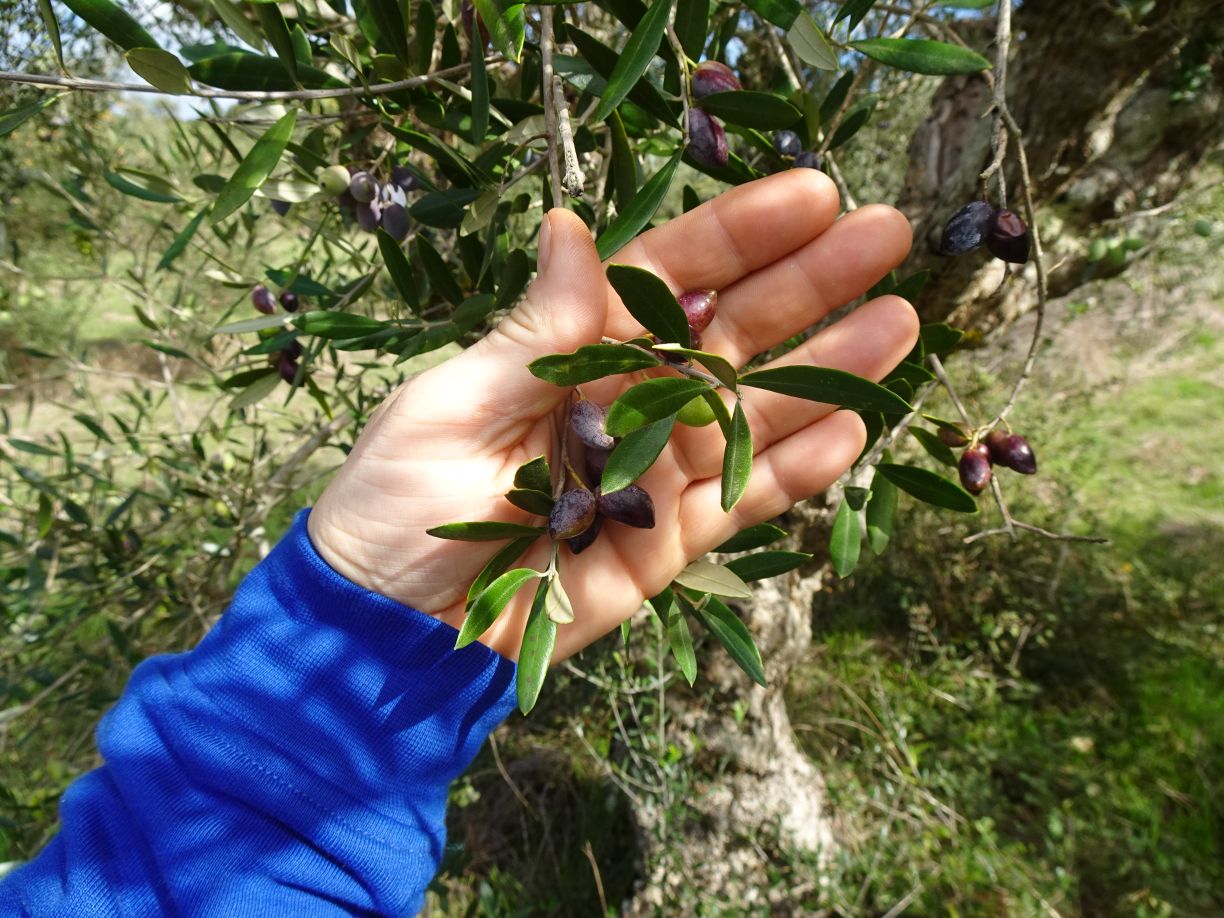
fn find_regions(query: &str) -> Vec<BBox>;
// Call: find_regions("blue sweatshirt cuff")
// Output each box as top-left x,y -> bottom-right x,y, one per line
1,509 -> 518,917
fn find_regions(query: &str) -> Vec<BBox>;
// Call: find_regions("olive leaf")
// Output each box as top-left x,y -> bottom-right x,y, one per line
673,559 -> 753,600
605,378 -> 712,437
456,567 -> 540,649
517,578 -> 557,714
606,264 -> 690,347
602,415 -> 675,494
529,344 -> 662,386
829,499 -> 861,577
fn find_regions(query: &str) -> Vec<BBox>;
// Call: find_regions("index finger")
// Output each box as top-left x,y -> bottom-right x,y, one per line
602,170 -> 841,339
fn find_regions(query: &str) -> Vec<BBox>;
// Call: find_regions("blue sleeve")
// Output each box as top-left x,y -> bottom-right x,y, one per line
0,510 -> 518,917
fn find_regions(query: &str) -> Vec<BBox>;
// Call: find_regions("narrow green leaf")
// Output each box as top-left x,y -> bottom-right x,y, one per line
607,264 -> 690,347
414,236 -> 465,305
103,171 -> 181,204
659,589 -> 698,685
689,595 -> 767,686
909,427 -> 958,467
211,109 -> 297,225
293,311 -> 387,339
545,576 -> 575,624
73,413 -> 113,444
415,0 -> 436,71
724,550 -> 811,582
157,207 -> 208,271
429,521 -> 548,541
567,28 -> 678,124
211,0 -> 266,49
596,150 -> 683,260
457,567 -> 539,648
377,229 -> 420,314
876,463 -> 978,513
920,322 -> 963,355
215,314 -> 291,335
819,70 -> 854,126
865,470 -> 897,554
602,415 -> 675,494
739,365 -> 911,414
742,0 -> 800,30
506,488 -> 554,515
228,371 -> 281,411
467,536 -> 537,604
829,499 -> 861,577
844,485 -> 870,511
850,38 -> 991,75
674,0 -> 708,59
697,91 -> 802,130
254,3 -> 297,82
0,95 -> 62,138
470,26 -> 490,143
674,560 -> 753,600
591,0 -> 673,123
721,400 -> 752,512
608,111 -> 638,214
38,0 -> 64,70
513,455 -> 552,492
529,344 -> 661,386
517,578 -> 557,713
606,378 -> 712,437
652,345 -> 738,390
835,0 -> 877,29
715,522 -> 787,553
472,0 -> 526,63
366,0 -> 412,65
125,47 -> 191,93
892,269 -> 931,303
828,93 -> 877,149
788,12 -> 839,71
61,0 -> 158,50
188,53 -> 341,91
495,249 -> 530,311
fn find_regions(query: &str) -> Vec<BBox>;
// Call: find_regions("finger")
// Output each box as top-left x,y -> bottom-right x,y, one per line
701,204 -> 914,367
602,170 -> 841,340
670,295 -> 918,477
678,409 -> 868,557
412,209 -> 609,432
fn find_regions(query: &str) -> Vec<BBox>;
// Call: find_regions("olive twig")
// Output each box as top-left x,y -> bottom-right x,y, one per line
0,61 -> 493,101
539,10 -> 566,207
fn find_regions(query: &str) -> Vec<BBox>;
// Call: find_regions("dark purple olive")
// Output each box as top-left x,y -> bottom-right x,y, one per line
548,487 -> 597,540
688,109 -> 728,170
278,290 -> 300,313
584,446 -> 612,486
251,284 -> 276,315
986,208 -> 1031,263
380,203 -> 410,241
348,171 -> 377,204
281,339 -> 303,362
270,199 -> 290,217
773,130 -> 802,157
571,400 -> 615,450
992,432 -> 1037,474
691,61 -> 741,99
566,514 -> 602,555
390,165 -> 418,192
937,425 -> 969,447
355,200 -> 381,232
958,443 -> 993,495
793,151 -> 822,170
678,289 -> 717,334
277,355 -> 300,384
940,201 -> 995,256
597,485 -> 655,529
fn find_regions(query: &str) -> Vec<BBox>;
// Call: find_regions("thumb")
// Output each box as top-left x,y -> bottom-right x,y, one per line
448,208 -> 609,416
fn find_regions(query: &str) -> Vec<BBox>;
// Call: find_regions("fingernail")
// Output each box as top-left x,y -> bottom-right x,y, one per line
537,212 -> 553,274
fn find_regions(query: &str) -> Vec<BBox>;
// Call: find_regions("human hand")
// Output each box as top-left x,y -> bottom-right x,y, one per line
308,170 -> 917,662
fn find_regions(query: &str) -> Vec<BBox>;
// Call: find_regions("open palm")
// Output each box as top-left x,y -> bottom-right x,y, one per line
309,170 -> 918,661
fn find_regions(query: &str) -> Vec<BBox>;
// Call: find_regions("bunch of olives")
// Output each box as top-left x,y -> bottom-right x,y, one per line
250,284 -> 307,383
941,424 -> 1038,494
318,163 -> 417,242
940,200 -> 1030,263
771,130 -> 822,171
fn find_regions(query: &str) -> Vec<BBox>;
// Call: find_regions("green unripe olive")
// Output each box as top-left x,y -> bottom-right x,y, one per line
676,394 -> 716,427
319,165 -> 351,196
